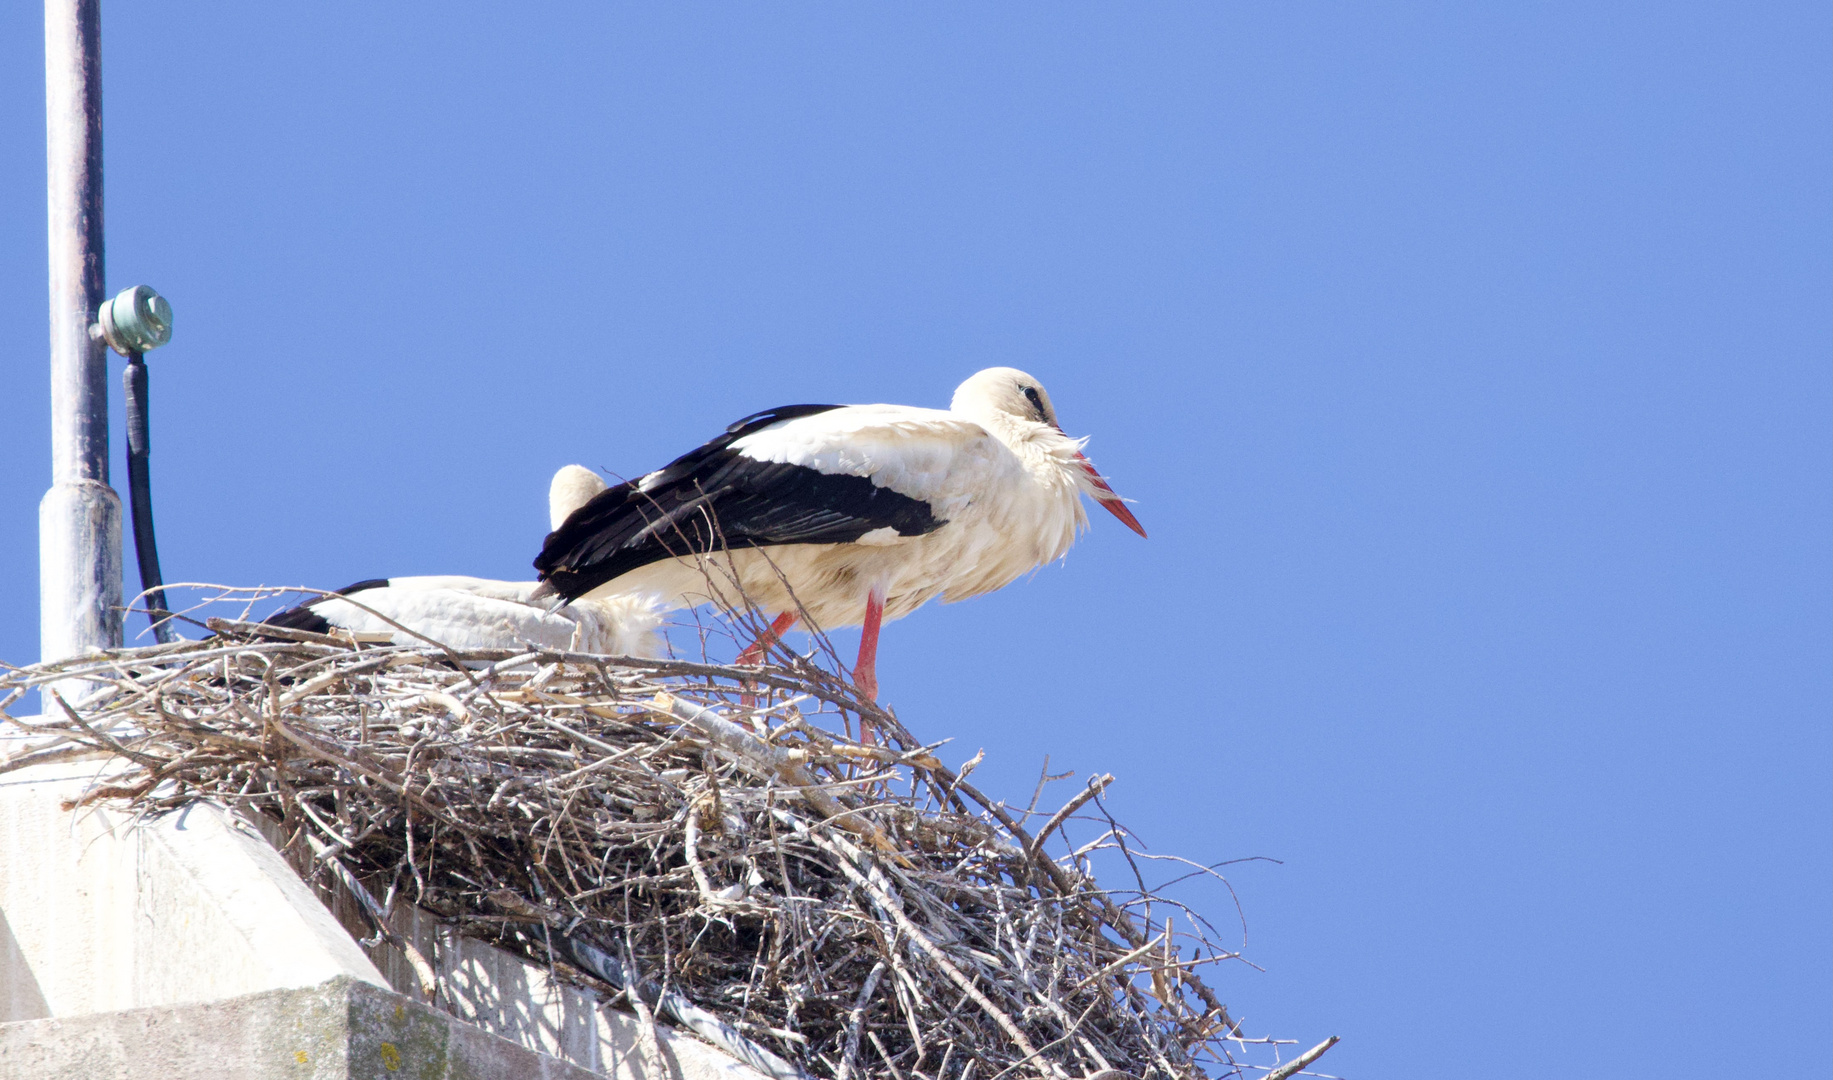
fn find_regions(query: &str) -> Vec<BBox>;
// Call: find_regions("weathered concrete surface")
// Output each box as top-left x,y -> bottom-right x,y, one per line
0,975 -> 602,1080
0,761 -> 388,1021
357,905 -> 767,1080
0,759 -> 386,1019
0,754 -> 772,1080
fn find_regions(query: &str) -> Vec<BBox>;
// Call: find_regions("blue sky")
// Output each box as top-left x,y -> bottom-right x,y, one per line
2,4 -> 1827,1076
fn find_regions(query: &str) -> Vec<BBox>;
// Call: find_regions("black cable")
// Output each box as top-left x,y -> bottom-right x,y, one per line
123,351 -> 175,643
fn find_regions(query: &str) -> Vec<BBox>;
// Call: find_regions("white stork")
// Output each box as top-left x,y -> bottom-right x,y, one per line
263,465 -> 665,657
533,367 -> 1145,699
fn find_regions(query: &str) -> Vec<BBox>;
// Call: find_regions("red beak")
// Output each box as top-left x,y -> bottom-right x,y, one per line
1074,452 -> 1147,538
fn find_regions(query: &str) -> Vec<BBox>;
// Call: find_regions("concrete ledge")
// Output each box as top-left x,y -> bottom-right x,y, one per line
0,762 -> 387,1021
1,756 -> 776,1080
0,974 -> 602,1080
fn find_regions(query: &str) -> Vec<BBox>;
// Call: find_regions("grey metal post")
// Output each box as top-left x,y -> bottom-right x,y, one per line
41,0 -> 123,670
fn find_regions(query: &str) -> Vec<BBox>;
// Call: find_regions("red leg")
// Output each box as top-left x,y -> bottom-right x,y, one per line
854,587 -> 885,704
737,610 -> 798,714
737,610 -> 799,667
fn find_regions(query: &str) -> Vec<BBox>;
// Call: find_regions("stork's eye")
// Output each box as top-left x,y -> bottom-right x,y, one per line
1020,385 -> 1047,421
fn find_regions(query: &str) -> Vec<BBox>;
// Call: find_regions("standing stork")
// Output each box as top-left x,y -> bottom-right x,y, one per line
533,368 -> 1146,699
262,466 -> 665,657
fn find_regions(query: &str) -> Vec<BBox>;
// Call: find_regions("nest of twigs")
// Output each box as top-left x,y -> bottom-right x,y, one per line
1,599 -> 1297,1080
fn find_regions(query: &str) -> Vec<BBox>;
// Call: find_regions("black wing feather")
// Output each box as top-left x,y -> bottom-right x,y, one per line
534,405 -> 945,601
260,578 -> 392,635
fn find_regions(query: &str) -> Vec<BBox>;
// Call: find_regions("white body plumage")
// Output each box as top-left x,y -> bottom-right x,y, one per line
298,575 -> 664,657
554,368 -> 1145,631
270,465 -> 666,657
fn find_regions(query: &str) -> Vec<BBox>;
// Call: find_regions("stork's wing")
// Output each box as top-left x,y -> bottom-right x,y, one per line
534,404 -> 992,601
261,578 -> 392,635
259,576 -> 661,656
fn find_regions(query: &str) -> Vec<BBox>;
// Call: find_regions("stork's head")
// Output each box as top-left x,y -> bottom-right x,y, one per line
951,368 -> 1148,539
951,365 -> 1064,428
549,464 -> 609,531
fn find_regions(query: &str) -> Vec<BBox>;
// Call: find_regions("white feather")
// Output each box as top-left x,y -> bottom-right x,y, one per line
308,577 -> 664,657
583,369 -> 1123,631
298,465 -> 665,657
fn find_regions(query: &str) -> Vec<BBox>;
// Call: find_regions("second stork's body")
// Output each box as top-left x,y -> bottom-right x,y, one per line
534,368 -> 1145,697
265,466 -> 664,657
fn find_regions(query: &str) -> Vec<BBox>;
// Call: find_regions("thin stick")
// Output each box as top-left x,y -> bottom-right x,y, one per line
1027,774 -> 1113,859
1263,1036 -> 1339,1080
836,961 -> 887,1080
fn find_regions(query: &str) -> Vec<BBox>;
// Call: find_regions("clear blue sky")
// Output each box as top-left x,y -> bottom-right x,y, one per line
3,4 -> 1827,1076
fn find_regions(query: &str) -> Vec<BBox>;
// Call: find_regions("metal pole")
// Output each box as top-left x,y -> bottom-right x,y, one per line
41,0 -> 123,669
